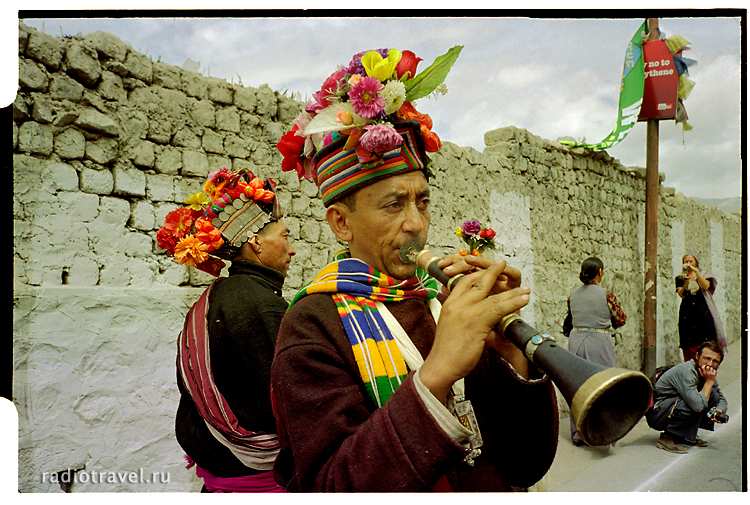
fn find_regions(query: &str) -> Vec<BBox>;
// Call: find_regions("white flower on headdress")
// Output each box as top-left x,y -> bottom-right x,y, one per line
381,79 -> 406,115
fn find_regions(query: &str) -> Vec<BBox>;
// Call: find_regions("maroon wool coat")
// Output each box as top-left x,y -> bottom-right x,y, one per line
271,294 -> 559,492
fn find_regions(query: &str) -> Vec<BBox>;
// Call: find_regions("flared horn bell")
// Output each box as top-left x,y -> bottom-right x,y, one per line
530,338 -> 653,446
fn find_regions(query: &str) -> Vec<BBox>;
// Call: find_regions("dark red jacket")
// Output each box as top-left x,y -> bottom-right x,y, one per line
271,294 -> 558,492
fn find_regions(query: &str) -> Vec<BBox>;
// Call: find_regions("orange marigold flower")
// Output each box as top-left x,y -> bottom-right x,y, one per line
174,235 -> 209,267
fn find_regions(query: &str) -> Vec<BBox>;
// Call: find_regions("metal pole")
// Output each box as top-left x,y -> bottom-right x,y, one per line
643,18 -> 659,381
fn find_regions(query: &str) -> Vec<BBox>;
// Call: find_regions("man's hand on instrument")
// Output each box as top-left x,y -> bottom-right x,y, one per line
420,260 -> 530,403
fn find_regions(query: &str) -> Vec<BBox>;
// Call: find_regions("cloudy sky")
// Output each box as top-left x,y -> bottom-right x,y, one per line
17,11 -> 744,200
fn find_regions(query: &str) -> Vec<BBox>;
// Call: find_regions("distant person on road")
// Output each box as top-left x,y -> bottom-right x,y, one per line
646,340 -> 728,454
565,257 -> 627,446
675,253 -> 726,361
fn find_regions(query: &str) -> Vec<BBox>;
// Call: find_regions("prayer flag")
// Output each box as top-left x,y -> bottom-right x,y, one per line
561,21 -> 646,150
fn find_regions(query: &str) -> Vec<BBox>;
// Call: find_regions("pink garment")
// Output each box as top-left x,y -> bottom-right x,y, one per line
195,465 -> 284,493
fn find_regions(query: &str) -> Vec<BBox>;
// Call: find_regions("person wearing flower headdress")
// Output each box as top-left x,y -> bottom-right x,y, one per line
271,47 -> 558,492
158,168 -> 295,492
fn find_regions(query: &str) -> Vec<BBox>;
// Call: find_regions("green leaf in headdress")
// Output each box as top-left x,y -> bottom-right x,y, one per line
404,45 -> 463,102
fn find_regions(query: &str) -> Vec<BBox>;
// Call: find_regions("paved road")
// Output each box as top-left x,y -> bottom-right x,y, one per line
546,338 -> 746,492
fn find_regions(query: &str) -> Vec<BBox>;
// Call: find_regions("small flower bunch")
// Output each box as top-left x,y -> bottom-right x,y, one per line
277,46 -> 463,181
156,168 -> 275,275
455,219 -> 497,257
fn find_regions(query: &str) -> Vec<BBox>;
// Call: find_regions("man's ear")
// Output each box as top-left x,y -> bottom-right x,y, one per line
325,203 -> 353,242
246,233 -> 262,254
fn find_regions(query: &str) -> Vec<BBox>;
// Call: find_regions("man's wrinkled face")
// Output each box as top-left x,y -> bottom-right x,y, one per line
344,171 -> 430,280
696,348 -> 722,370
256,219 -> 296,276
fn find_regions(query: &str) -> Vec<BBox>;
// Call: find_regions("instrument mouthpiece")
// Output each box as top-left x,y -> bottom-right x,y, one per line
399,241 -> 421,264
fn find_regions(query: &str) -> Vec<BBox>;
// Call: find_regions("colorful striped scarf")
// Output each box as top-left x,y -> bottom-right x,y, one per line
290,251 -> 440,407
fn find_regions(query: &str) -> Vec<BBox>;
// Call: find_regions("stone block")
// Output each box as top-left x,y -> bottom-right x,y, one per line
201,129 -> 224,154
19,58 -> 49,91
113,166 -> 147,197
223,133 -> 249,158
31,97 -> 55,124
25,29 -> 64,70
277,97 -> 302,123
174,178 -> 202,203
75,108 -> 120,137
129,200 -> 155,231
153,61 -> 182,89
65,40 -> 102,87
42,162 -> 79,192
216,107 -> 240,133
189,99 -> 215,128
208,154 -> 232,174
131,141 -> 155,169
100,258 -> 130,286
154,145 -> 182,175
67,255 -> 100,286
13,95 -> 30,122
255,85 -> 278,117
207,78 -> 233,105
85,138 -> 119,165
172,127 -> 201,149
181,150 -> 209,178
98,70 -> 127,102
17,121 -> 54,155
85,30 -> 130,62
54,127 -> 86,159
49,73 -> 84,102
234,86 -> 257,112
80,167 -> 114,195
58,191 -> 100,222
181,71 -> 208,99
97,196 -> 131,227
124,50 -> 153,84
157,87 -> 188,113
145,173 -> 175,202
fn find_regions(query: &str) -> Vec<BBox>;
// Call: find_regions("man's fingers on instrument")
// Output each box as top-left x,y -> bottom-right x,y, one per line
449,263 -> 504,300
481,286 -> 531,320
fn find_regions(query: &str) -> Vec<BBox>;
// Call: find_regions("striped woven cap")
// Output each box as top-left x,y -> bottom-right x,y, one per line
313,120 -> 429,206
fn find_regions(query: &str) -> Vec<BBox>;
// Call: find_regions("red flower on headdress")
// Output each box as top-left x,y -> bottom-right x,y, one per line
397,101 -> 442,152
277,125 -> 314,182
162,207 -> 201,240
156,227 -> 177,254
395,50 -> 423,80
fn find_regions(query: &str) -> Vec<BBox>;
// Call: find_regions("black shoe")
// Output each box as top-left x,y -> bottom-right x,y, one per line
572,438 -> 586,447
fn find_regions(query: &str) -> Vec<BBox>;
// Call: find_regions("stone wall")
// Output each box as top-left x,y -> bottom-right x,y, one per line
13,22 -> 742,492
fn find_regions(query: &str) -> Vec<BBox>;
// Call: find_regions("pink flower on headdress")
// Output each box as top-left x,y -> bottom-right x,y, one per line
315,69 -> 346,108
359,124 -> 403,154
348,76 -> 385,119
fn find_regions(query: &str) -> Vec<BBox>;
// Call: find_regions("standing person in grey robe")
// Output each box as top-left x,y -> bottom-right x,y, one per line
566,257 -> 627,446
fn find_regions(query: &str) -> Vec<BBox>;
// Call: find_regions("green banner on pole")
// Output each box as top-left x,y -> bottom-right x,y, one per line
560,21 -> 646,150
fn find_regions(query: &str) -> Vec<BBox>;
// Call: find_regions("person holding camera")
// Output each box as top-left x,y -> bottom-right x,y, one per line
676,253 -> 726,362
646,340 -> 728,453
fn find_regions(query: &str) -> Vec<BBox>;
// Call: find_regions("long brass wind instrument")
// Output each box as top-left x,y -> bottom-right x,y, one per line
399,241 -> 652,446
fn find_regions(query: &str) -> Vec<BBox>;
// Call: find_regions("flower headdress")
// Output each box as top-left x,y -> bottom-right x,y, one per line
157,168 -> 281,276
455,219 -> 496,257
277,46 -> 462,206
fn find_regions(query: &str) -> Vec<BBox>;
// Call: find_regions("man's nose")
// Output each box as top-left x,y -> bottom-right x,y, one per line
401,203 -> 425,234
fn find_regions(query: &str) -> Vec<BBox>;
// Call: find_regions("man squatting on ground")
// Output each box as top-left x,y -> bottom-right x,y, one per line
157,168 -> 295,492
271,46 -> 559,492
646,340 -> 728,454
